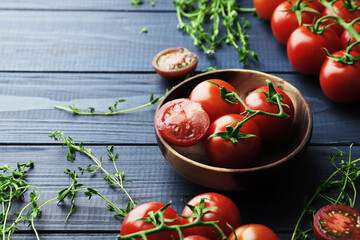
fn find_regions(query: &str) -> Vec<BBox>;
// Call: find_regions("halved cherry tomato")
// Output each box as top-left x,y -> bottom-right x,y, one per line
120,202 -> 181,240
205,114 -> 261,169
313,204 -> 360,240
189,79 -> 241,123
181,192 -> 241,240
152,47 -> 198,80
184,236 -> 210,240
253,0 -> 284,21
243,85 -> 294,141
322,1 -> 360,36
155,98 -> 210,146
228,224 -> 280,240
287,25 -> 341,75
319,50 -> 360,103
271,0 -> 321,45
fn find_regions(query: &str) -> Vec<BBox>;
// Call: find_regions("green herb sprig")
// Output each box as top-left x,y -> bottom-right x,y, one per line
54,93 -> 163,115
174,0 -> 258,65
49,130 -> 136,217
291,145 -> 360,240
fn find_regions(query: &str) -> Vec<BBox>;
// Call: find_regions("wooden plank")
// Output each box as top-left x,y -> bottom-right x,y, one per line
0,11 -> 291,72
0,0 -> 254,11
2,145 -> 359,233
0,72 -> 359,144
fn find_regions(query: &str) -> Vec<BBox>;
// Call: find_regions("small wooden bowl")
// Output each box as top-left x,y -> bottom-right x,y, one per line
154,69 -> 313,191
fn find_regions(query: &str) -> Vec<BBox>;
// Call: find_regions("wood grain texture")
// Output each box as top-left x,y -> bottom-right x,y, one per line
1,73 -> 359,145
2,145 -> 358,235
0,0 -> 254,11
0,11 -> 290,72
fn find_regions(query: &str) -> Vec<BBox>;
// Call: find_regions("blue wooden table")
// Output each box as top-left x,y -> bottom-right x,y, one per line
1,1 -> 360,239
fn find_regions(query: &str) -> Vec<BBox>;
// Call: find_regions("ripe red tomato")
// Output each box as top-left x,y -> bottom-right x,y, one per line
181,192 -> 241,240
205,114 -> 261,169
287,25 -> 341,75
155,98 -> 210,147
253,0 -> 284,20
271,0 -> 321,45
228,224 -> 280,240
120,202 -> 181,240
152,47 -> 198,80
320,50 -> 360,103
313,204 -> 360,240
189,79 -> 241,123
322,1 -> 360,36
184,236 -> 210,240
340,23 -> 360,53
243,86 -> 294,141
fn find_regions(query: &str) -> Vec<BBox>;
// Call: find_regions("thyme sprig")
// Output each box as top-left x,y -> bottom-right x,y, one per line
174,0 -> 258,65
49,130 -> 136,217
291,145 -> 360,240
116,198 -> 232,240
54,93 -> 163,115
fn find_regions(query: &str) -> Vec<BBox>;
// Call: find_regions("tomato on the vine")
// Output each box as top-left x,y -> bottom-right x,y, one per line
313,204 -> 360,240
152,47 -> 198,80
287,25 -> 341,75
181,192 -> 241,240
120,202 -> 181,240
253,0 -> 284,21
340,23 -> 360,53
320,50 -> 360,103
184,236 -> 210,240
322,0 -> 360,36
189,79 -> 241,123
271,0 -> 321,45
228,224 -> 280,240
205,114 -> 261,169
243,85 -> 294,141
155,98 -> 210,147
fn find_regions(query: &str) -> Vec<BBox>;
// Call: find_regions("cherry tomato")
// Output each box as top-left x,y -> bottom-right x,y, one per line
287,25 -> 341,75
271,0 -> 321,45
181,192 -> 241,240
320,50 -> 360,103
228,224 -> 280,240
155,98 -> 210,147
189,79 -> 241,123
120,202 -> 181,240
243,86 -> 294,141
184,236 -> 210,240
205,114 -> 261,169
152,47 -> 198,80
313,204 -> 360,240
253,0 -> 284,21
340,23 -> 360,53
322,1 -> 360,36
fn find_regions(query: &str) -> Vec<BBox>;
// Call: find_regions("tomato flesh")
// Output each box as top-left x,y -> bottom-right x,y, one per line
152,47 -> 198,80
155,98 -> 210,147
313,204 -> 360,240
184,236 -> 210,240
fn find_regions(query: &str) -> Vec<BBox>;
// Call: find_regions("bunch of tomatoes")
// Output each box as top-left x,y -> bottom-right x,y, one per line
254,0 -> 360,104
155,78 -> 294,169
119,192 -> 280,240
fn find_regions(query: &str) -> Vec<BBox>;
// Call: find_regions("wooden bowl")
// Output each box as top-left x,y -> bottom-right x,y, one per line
154,69 -> 313,191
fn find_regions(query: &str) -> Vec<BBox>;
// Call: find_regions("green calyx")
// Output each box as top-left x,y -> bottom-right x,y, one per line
208,120 -> 257,143
259,80 -> 289,110
208,81 -> 239,104
285,0 -> 320,26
